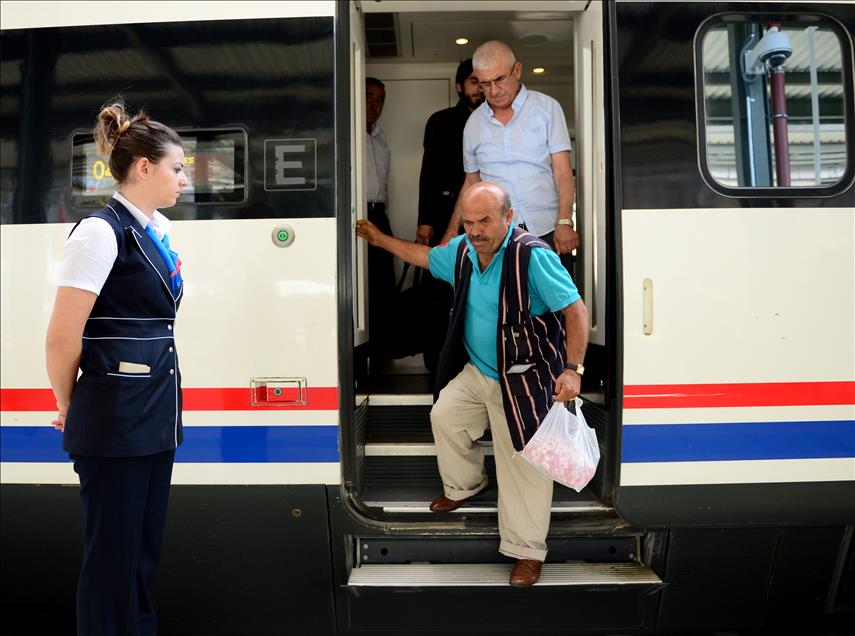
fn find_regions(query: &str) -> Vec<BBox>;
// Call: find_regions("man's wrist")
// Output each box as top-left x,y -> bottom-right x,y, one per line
564,362 -> 585,376
556,218 -> 574,229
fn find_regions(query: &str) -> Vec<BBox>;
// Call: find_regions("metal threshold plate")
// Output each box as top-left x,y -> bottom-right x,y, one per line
367,501 -> 612,514
365,442 -> 493,456
367,393 -> 434,406
348,562 -> 662,587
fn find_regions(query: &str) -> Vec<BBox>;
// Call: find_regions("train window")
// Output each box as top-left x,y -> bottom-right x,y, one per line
696,16 -> 852,194
70,128 -> 247,207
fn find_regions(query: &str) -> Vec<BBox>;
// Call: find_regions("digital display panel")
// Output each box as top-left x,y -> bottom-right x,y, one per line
70,128 -> 246,207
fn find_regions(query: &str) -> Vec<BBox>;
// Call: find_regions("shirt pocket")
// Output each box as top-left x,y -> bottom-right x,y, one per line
502,323 -> 533,362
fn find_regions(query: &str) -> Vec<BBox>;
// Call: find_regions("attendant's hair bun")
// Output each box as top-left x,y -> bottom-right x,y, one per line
94,101 -> 151,156
92,98 -> 177,184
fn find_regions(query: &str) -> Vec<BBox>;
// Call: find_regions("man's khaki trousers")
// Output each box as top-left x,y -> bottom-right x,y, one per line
431,362 -> 553,561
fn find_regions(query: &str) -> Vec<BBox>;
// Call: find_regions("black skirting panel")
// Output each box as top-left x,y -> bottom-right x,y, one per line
1,484 -> 336,636
615,481 -> 855,527
653,526 -> 854,632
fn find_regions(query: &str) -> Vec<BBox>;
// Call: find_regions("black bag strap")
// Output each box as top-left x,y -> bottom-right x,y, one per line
395,261 -> 425,294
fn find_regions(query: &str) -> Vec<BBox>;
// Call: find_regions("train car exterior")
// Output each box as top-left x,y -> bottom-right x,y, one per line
1,1 -> 853,634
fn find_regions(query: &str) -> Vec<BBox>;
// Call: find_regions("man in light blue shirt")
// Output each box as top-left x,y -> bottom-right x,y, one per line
440,40 -> 578,271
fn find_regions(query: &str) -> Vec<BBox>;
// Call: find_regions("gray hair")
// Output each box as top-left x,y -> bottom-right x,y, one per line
501,190 -> 512,215
472,40 -> 517,70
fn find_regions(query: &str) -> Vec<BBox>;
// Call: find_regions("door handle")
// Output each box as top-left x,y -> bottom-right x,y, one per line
643,278 -> 653,335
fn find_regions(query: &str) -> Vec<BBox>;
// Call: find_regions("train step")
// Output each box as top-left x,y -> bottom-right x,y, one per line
347,561 -> 662,588
364,441 -> 492,456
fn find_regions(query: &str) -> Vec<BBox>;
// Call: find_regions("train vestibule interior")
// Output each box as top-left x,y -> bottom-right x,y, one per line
348,1 -> 614,520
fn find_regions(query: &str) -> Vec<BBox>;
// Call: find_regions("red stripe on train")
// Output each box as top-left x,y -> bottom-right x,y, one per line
4,382 -> 852,411
0,387 -> 339,411
623,381 -> 855,408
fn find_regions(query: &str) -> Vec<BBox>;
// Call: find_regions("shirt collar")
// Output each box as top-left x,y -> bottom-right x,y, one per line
113,191 -> 172,237
512,83 -> 528,111
484,83 -> 527,122
369,122 -> 383,138
464,224 -> 515,270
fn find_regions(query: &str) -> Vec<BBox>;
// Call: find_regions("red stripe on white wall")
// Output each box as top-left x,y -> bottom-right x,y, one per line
623,381 -> 855,409
0,387 -> 339,411
5,382 -> 852,412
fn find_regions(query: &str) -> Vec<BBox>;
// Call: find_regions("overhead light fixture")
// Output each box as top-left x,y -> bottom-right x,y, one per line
532,67 -> 546,74
455,37 -> 469,45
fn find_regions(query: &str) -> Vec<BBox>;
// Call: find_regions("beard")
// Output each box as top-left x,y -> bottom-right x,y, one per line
464,93 -> 485,110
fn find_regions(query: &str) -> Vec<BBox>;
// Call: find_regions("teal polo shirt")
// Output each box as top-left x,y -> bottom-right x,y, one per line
428,226 -> 580,380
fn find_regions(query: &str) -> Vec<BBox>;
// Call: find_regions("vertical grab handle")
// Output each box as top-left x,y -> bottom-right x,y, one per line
643,278 -> 654,335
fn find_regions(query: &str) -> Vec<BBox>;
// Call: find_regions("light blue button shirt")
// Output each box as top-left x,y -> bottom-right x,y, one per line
429,226 -> 580,380
463,85 -> 572,238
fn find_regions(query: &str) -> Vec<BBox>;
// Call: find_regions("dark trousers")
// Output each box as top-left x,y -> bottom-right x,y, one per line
538,229 -> 576,282
367,201 -> 396,351
73,449 -> 175,636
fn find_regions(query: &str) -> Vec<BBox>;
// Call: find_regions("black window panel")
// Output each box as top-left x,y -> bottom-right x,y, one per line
0,17 -> 335,224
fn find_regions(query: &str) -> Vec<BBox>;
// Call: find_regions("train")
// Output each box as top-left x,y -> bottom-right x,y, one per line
1,1 -> 853,633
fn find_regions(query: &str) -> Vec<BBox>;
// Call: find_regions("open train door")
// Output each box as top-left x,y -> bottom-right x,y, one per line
349,0 -> 369,348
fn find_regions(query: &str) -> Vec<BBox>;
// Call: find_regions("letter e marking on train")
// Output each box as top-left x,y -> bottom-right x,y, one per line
264,138 -> 317,191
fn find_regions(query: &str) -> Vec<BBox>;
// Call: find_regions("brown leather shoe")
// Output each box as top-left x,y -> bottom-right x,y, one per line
509,559 -> 542,587
429,494 -> 470,512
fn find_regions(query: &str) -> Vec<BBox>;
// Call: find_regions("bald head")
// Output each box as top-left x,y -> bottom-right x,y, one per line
472,41 -> 517,70
460,182 -> 511,215
460,182 -> 514,263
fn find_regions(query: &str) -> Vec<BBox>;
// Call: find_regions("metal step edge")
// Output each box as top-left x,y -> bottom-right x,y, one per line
348,562 -> 661,587
365,501 -> 613,514
362,394 -> 434,406
365,442 -> 493,456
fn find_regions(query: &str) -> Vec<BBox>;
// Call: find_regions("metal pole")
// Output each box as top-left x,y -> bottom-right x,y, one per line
808,26 -> 822,185
768,22 -> 791,187
770,67 -> 791,186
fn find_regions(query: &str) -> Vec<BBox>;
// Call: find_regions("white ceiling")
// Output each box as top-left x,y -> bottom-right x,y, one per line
365,10 -> 576,81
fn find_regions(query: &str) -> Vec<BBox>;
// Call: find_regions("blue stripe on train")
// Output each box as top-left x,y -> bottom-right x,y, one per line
622,420 -> 855,462
0,425 -> 340,463
4,421 -> 853,464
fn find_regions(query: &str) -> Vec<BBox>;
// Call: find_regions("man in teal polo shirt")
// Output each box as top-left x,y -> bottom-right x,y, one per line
356,182 -> 589,587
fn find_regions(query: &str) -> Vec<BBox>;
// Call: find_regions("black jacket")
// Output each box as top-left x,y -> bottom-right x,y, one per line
417,99 -> 474,240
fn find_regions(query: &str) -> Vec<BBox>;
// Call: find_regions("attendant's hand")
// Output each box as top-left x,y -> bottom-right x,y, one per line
416,224 -> 433,246
552,370 -> 581,402
52,405 -> 68,432
356,219 -> 385,246
553,224 -> 579,255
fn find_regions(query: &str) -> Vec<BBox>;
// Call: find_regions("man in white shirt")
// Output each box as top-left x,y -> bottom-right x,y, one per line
440,41 -> 578,275
365,77 -> 395,349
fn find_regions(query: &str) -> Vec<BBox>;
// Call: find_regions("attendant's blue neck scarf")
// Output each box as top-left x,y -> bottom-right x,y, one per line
144,224 -> 182,298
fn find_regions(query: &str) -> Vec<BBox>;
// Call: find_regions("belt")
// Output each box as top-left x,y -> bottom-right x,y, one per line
367,201 -> 386,212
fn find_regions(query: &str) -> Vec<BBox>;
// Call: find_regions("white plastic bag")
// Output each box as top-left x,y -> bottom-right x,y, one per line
519,397 -> 600,492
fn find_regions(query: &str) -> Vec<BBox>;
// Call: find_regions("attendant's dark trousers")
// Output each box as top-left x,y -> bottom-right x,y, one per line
73,449 -> 175,636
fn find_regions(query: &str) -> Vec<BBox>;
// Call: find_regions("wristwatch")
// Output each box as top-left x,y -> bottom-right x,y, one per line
564,362 -> 585,376
556,219 -> 573,228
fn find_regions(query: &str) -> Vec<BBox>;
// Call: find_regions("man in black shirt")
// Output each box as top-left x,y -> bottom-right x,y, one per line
416,59 -> 485,247
416,59 -> 484,379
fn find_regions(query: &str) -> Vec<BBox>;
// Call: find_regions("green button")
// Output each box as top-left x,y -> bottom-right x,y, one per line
277,230 -> 289,242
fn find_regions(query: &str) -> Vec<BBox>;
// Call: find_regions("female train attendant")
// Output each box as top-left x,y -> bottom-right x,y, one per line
45,101 -> 187,635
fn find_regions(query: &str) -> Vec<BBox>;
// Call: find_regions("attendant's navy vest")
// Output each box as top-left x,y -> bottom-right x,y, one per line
435,228 -> 566,451
63,199 -> 183,457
